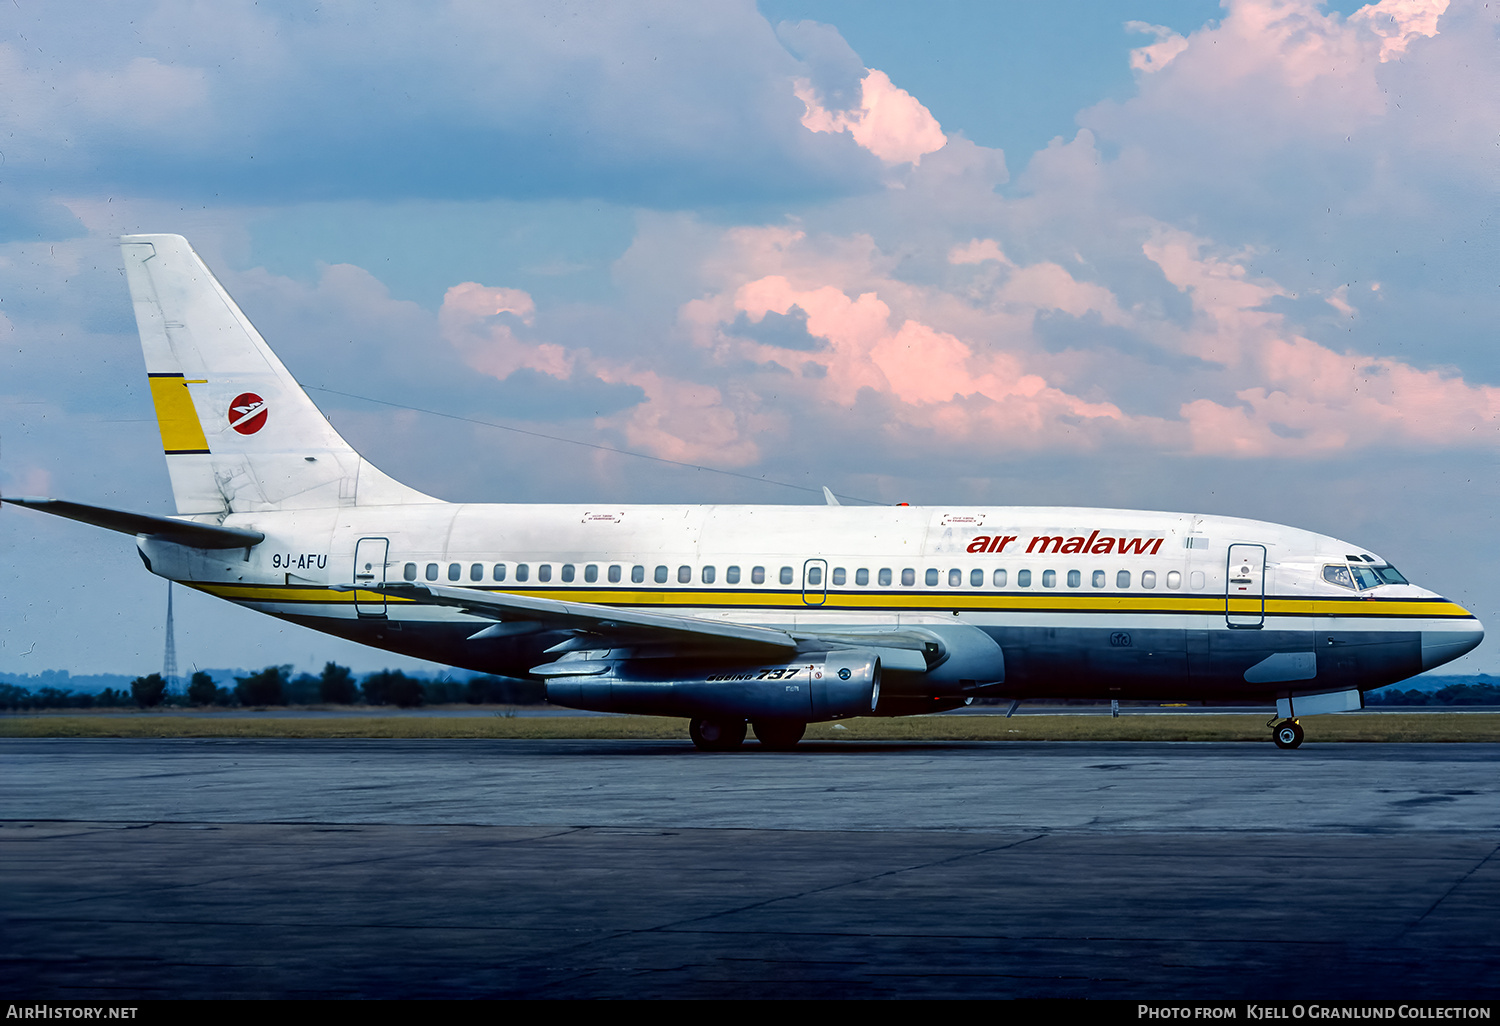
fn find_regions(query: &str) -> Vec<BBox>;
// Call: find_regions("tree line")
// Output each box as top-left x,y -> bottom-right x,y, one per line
0,663 -> 544,711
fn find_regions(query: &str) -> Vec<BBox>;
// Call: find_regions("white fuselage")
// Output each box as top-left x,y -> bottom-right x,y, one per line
140,501 -> 1481,708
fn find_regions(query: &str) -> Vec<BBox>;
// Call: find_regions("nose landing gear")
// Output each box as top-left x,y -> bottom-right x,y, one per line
1271,718 -> 1304,749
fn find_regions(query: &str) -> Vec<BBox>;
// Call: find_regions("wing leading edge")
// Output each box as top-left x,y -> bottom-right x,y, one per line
366,582 -> 940,673
370,582 -> 800,657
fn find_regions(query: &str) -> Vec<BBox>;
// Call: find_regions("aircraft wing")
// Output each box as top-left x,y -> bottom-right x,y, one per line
4,496 -> 265,549
374,582 -> 800,657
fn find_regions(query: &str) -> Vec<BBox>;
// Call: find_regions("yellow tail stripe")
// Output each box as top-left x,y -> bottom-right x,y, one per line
147,374 -> 210,454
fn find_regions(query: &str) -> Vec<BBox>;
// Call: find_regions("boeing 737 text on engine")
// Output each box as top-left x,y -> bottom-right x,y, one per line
4,235 -> 1484,749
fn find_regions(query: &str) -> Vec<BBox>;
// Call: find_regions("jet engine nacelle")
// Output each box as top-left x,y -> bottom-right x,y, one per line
544,650 -> 882,722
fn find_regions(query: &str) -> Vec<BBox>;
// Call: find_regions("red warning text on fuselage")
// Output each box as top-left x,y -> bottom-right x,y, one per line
967,532 -> 1165,556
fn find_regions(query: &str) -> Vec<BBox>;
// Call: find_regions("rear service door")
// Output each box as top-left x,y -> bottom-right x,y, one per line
1225,543 -> 1266,629
353,537 -> 389,618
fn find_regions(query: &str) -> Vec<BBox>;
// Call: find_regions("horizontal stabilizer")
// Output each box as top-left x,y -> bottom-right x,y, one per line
4,496 -> 264,549
364,582 -> 800,656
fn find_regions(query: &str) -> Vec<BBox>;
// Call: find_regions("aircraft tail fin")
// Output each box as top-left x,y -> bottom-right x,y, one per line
120,234 -> 437,515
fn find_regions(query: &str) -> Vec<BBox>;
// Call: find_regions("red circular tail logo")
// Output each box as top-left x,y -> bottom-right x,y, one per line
228,393 -> 269,435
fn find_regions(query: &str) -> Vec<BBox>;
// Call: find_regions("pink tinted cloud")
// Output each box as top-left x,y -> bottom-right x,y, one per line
796,68 -> 947,165
439,280 -> 764,465
439,281 -> 573,381
1143,229 -> 1287,366
948,239 -> 1012,266
1155,234 -> 1500,456
592,367 -> 762,467
1351,0 -> 1449,61
1126,23 -> 1190,73
715,273 -> 1125,443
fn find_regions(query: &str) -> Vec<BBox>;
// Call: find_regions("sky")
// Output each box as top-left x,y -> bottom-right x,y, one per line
2,0 -> 1497,680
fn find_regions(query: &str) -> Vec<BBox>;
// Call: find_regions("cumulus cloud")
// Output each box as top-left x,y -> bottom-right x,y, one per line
948,239 -> 1012,266
1146,229 -> 1500,456
1125,23 -> 1190,73
0,1 -> 882,205
1351,0 -> 1450,61
796,68 -> 948,165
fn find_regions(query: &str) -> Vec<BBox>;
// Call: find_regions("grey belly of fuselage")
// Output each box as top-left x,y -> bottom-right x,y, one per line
276,610 -> 1425,706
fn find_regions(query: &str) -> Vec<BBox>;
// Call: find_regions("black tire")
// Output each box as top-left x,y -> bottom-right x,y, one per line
752,719 -> 807,751
1273,720 -> 1304,749
690,717 -> 746,751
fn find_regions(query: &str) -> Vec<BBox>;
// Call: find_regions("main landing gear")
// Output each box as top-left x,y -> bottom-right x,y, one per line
688,717 -> 809,751
689,717 -> 746,751
1271,718 -> 1305,749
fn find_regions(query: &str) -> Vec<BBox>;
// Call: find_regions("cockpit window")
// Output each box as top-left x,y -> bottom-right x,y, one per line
1323,565 -> 1355,589
1325,563 -> 1407,590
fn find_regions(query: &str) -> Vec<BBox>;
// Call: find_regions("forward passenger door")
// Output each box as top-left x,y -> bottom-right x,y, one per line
1225,543 -> 1266,629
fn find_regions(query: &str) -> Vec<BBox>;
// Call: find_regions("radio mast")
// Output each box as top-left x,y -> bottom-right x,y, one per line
163,582 -> 179,694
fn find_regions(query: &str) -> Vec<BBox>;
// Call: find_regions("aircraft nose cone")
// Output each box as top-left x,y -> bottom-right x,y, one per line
1420,620 -> 1485,672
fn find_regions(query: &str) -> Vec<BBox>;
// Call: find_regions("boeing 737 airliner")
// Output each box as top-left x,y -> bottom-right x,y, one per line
4,235 -> 1484,749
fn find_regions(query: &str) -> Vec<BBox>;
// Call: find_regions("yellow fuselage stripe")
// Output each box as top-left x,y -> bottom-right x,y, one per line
188,583 -> 1475,619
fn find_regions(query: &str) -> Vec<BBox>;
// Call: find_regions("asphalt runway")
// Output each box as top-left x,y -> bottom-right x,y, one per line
3,738 -> 1498,999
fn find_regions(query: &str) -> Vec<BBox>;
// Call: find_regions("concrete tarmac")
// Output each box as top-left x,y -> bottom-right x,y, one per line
3,738 -> 1499,999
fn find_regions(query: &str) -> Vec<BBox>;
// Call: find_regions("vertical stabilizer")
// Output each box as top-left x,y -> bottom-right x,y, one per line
121,234 -> 437,515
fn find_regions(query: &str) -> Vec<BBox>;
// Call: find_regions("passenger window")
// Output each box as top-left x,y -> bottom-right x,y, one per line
971,568 -> 983,587
879,569 -> 892,586
1093,570 -> 1106,588
1190,571 -> 1205,590
702,565 -> 715,584
538,565 -> 552,583
1116,570 -> 1130,588
1166,571 -> 1180,589
631,565 -> 645,584
780,566 -> 794,585
752,566 -> 766,584
655,565 -> 669,584
856,568 -> 869,586
493,564 -> 507,582
678,565 -> 692,584
426,563 -> 439,581
1141,570 -> 1155,589
1043,570 -> 1057,588
471,563 -> 484,582
448,563 -> 461,582
1017,569 -> 1032,587
832,568 -> 846,586
608,565 -> 621,583
726,565 -> 741,584
993,569 -> 1007,587
948,569 -> 961,587
404,563 -> 417,581
1067,570 -> 1081,587
516,564 -> 530,582
807,566 -> 823,586
1323,565 -> 1355,589
901,569 -> 916,586
926,569 -> 940,586
561,564 -> 575,583
584,564 -> 598,583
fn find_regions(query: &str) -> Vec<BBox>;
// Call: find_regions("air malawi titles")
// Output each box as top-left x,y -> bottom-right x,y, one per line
967,531 -> 1166,556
